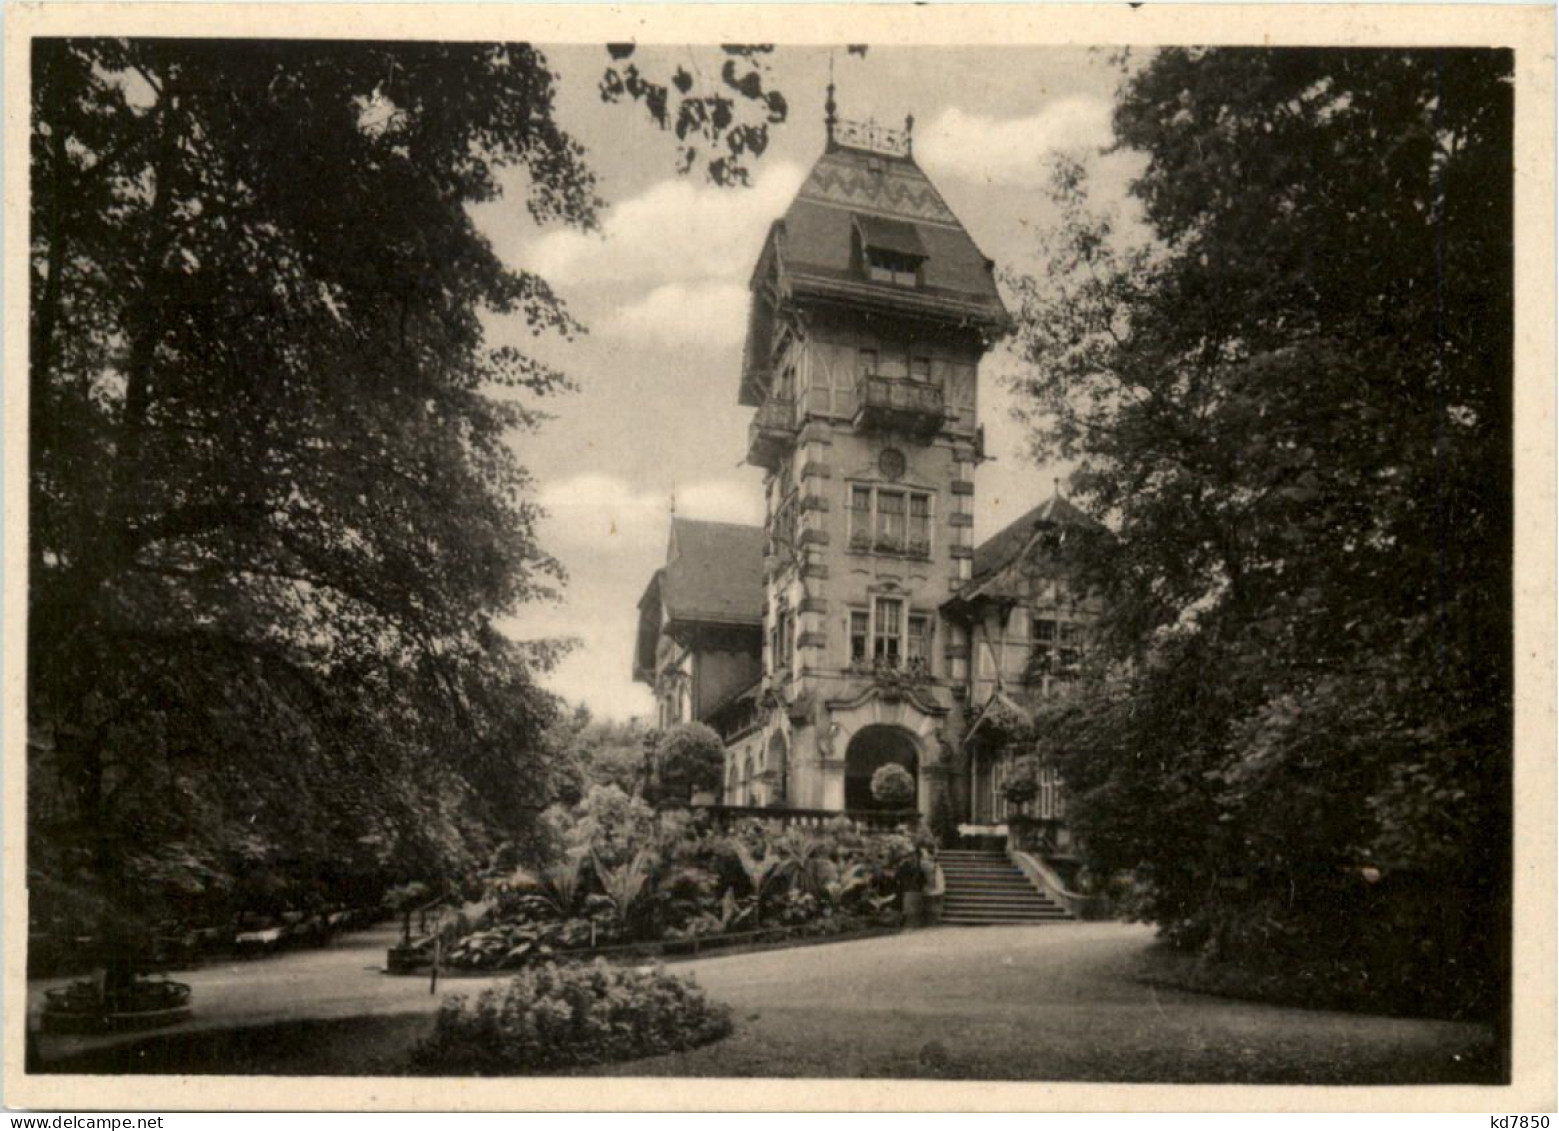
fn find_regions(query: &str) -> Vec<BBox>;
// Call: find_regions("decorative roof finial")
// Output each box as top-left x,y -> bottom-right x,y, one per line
670,482 -> 677,516
905,113 -> 915,158
825,79 -> 838,148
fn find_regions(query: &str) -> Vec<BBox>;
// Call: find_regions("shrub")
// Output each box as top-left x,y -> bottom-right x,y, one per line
411,961 -> 733,1073
870,762 -> 916,809
545,784 -> 656,868
656,722 -> 725,800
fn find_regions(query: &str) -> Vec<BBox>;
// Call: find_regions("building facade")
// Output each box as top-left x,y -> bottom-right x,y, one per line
634,102 -> 1101,835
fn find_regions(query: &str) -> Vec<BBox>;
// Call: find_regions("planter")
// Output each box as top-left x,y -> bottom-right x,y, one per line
41,978 -> 192,1035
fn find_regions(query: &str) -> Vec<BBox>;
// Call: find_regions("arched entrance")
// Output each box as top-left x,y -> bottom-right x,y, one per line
844,725 -> 919,810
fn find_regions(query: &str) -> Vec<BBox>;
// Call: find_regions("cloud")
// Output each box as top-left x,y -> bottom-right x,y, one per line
919,97 -> 1114,186
597,281 -> 749,350
537,472 -> 761,558
528,161 -> 807,288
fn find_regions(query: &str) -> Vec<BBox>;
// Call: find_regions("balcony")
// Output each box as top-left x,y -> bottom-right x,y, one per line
847,526 -> 931,560
746,397 -> 797,470
853,375 -> 946,436
846,656 -> 934,702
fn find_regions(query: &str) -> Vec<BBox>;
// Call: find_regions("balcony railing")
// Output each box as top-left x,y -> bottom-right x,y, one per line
853,375 -> 946,435
847,526 -> 931,560
683,803 -> 923,835
746,397 -> 797,470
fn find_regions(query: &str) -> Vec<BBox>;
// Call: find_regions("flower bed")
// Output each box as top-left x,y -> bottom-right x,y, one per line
41,976 -> 193,1035
394,786 -> 931,975
410,961 -> 732,1073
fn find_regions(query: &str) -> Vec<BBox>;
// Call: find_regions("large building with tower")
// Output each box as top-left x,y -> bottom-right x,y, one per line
633,98 -> 1101,841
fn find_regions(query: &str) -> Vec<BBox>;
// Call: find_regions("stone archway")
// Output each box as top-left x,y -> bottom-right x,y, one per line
844,724 -> 919,810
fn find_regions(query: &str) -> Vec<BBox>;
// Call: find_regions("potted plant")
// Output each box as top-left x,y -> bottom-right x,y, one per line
870,762 -> 916,811
1002,755 -> 1041,810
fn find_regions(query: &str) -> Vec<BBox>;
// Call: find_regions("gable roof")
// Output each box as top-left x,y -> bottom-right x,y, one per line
633,517 -> 765,683
658,518 -> 766,627
970,494 -> 1099,587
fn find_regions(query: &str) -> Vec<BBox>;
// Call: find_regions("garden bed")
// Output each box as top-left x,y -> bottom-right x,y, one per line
383,920 -> 903,976
388,787 -> 931,980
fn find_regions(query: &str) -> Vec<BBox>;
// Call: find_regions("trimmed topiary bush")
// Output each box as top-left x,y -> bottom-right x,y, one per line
655,722 -> 726,801
870,762 -> 916,809
411,960 -> 733,1073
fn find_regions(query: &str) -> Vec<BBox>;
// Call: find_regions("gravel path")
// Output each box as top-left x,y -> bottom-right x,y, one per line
30,921 -> 1498,1082
604,923 -> 1498,1082
29,924 -> 514,1064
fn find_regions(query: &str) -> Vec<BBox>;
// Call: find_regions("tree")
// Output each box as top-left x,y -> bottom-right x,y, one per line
598,44 -> 789,186
26,39 -> 791,947
655,722 -> 725,801
1010,48 -> 1512,1019
544,705 -> 653,803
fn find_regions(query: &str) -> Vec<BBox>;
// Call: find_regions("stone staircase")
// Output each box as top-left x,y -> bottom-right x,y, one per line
938,849 -> 1072,925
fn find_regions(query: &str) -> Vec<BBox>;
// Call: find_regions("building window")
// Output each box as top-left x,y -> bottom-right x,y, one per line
873,597 -> 903,663
875,490 -> 905,552
849,601 -> 934,675
910,355 -> 931,382
907,614 -> 932,664
849,483 -> 933,558
1027,617 -> 1085,687
908,494 -> 931,556
850,610 -> 870,664
1031,618 -> 1057,674
858,348 -> 878,378
771,605 -> 793,675
866,248 -> 920,287
770,467 -> 797,559
1058,622 -> 1082,670
849,485 -> 872,551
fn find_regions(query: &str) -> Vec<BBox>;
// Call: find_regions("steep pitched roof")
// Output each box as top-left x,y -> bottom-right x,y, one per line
658,518 -> 766,627
740,141 -> 1010,405
959,494 -> 1101,603
777,144 -> 1010,326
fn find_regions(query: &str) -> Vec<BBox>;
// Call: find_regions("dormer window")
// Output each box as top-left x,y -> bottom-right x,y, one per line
853,214 -> 927,288
868,249 -> 920,287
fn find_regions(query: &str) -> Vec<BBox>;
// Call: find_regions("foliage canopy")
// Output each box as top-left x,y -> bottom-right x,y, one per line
1010,48 -> 1511,1017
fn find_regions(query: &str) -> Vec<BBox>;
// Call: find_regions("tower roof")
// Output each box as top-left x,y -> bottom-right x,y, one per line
780,145 -> 1008,314
740,125 -> 1011,405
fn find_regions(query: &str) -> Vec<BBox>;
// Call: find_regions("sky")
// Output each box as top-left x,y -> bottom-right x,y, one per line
474,46 -> 1147,720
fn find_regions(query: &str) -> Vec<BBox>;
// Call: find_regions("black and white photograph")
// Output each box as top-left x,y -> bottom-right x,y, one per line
6,2 -> 1554,1113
